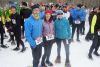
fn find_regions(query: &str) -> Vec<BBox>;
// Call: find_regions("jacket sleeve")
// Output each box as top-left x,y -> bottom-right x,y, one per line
24,20 -> 36,48
91,15 -> 97,34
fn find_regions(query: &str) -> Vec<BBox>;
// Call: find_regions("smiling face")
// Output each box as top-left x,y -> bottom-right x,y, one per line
32,8 -> 40,15
57,14 -> 63,19
10,7 -> 16,14
32,8 -> 40,19
45,13 -> 51,21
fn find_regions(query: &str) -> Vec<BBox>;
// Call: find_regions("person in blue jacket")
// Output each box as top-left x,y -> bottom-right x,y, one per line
54,10 -> 71,67
24,4 -> 43,67
80,5 -> 86,35
70,4 -> 83,42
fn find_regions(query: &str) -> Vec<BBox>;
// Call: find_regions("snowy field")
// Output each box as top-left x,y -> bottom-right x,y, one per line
0,13 -> 100,67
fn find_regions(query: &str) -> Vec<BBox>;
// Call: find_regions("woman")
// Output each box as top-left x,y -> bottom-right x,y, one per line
54,10 -> 71,67
40,10 -> 54,67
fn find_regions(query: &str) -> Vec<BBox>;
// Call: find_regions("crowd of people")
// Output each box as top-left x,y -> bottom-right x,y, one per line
0,1 -> 100,67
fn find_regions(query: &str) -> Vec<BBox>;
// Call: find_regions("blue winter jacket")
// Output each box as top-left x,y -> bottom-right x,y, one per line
54,17 -> 71,39
70,8 -> 85,23
80,8 -> 86,21
24,15 -> 43,48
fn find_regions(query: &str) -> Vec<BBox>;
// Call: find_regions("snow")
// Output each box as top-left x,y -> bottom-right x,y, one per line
0,14 -> 100,67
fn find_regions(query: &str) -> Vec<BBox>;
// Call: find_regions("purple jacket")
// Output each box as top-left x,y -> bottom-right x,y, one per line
43,20 -> 54,37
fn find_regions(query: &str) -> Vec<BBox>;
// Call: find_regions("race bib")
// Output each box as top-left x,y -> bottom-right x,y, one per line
75,20 -> 81,24
0,17 -> 1,21
12,19 -> 16,24
98,31 -> 100,36
35,37 -> 43,45
46,34 -> 54,41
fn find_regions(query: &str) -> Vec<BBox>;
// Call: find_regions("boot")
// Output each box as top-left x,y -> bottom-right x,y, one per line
55,56 -> 61,63
88,53 -> 93,60
1,44 -> 8,48
94,51 -> 100,56
13,47 -> 20,51
20,47 -> 26,52
77,39 -> 80,42
65,62 -> 71,67
46,61 -> 53,66
40,63 -> 47,67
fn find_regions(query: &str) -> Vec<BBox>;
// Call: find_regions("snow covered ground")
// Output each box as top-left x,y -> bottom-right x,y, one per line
0,14 -> 100,67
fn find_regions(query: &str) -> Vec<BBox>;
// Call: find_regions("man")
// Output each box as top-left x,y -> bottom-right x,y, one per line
24,4 -> 43,67
85,7 -> 98,41
10,6 -> 26,52
88,6 -> 100,59
0,7 -> 8,48
20,1 -> 32,38
80,5 -> 86,35
70,4 -> 83,42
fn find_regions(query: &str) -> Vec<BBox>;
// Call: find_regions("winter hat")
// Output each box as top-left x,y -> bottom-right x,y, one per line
22,1 -> 27,6
31,4 -> 40,10
56,10 -> 63,15
77,4 -> 82,8
45,10 -> 52,14
10,4 -> 16,9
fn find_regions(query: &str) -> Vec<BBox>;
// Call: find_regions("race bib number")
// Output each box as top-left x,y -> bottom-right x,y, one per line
12,19 -> 16,24
46,34 -> 54,41
98,31 -> 100,36
35,37 -> 43,45
0,17 -> 1,21
75,20 -> 81,24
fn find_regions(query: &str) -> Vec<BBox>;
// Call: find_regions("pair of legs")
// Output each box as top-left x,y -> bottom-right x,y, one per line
0,27 -> 8,48
72,23 -> 81,41
88,34 -> 100,59
31,45 -> 42,67
55,38 -> 70,63
41,39 -> 53,66
12,29 -> 26,52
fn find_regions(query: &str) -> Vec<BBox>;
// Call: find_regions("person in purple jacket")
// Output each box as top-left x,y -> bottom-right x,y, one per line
40,10 -> 54,67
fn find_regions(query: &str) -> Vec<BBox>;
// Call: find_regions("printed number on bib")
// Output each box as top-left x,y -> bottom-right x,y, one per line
46,34 -> 54,41
0,17 -> 1,21
75,20 -> 80,24
98,31 -> 100,36
12,19 -> 16,24
35,37 -> 43,45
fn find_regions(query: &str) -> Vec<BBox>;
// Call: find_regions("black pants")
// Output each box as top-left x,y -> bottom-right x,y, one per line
0,32 -> 4,45
56,38 -> 70,63
12,29 -> 25,48
72,23 -> 81,40
89,34 -> 100,55
31,45 -> 42,67
80,21 -> 85,34
0,26 -> 4,45
41,39 -> 53,65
